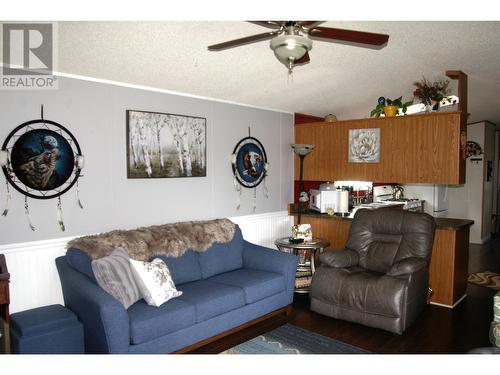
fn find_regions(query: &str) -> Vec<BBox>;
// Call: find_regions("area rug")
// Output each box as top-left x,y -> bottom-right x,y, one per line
468,271 -> 500,290
222,324 -> 369,354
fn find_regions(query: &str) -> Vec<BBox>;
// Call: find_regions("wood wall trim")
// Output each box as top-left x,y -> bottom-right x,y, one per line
446,70 -> 468,181
295,113 -> 324,125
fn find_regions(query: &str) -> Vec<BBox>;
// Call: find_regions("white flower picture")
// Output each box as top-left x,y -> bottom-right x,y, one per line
349,128 -> 380,163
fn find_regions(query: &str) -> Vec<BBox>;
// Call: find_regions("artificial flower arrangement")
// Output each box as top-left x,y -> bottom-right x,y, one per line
413,77 -> 452,110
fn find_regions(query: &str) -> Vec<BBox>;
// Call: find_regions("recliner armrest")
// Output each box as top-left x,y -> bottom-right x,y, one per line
320,249 -> 359,268
387,257 -> 427,277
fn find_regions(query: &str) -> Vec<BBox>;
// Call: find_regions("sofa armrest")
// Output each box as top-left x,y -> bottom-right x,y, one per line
56,256 -> 130,353
387,257 -> 427,277
242,240 -> 298,292
320,249 -> 359,268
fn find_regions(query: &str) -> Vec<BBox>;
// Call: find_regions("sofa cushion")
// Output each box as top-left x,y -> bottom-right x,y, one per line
209,269 -> 285,304
66,248 -> 96,283
128,298 -> 196,345
177,280 -> 245,323
198,226 -> 244,279
158,250 -> 202,285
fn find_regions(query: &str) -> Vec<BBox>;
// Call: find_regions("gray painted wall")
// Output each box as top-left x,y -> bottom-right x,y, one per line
0,76 -> 294,245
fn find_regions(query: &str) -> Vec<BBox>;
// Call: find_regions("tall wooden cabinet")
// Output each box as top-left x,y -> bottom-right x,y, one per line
295,111 -> 465,184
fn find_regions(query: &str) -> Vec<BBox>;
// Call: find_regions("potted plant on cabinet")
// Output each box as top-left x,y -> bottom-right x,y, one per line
370,96 -> 413,118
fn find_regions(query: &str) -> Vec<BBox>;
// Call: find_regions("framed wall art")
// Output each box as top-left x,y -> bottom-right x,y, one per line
348,128 -> 381,163
230,133 -> 269,212
0,106 -> 85,231
1,118 -> 83,200
231,136 -> 268,188
126,110 -> 206,178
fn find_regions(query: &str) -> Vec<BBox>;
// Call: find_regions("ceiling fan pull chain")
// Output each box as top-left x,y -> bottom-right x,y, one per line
287,62 -> 294,85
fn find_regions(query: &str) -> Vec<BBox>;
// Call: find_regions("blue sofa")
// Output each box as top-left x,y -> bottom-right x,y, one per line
56,225 -> 298,354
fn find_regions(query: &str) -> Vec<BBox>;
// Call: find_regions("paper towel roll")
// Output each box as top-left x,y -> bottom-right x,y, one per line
339,191 -> 349,213
332,190 -> 341,213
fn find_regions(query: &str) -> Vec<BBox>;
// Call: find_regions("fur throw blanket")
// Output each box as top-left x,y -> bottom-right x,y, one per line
67,218 -> 236,261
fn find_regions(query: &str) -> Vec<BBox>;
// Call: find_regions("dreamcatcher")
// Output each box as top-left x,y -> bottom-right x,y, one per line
231,128 -> 269,212
0,106 -> 85,231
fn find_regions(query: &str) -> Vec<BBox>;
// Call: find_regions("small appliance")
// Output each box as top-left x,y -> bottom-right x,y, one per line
309,182 -> 350,215
309,189 -> 339,213
373,185 -> 424,213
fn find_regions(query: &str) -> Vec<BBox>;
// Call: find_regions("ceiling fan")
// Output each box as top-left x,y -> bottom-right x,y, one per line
208,21 -> 389,73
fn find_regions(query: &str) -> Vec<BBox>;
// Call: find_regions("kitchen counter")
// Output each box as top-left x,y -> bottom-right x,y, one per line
289,205 -> 474,230
434,218 -> 474,230
294,209 -> 352,221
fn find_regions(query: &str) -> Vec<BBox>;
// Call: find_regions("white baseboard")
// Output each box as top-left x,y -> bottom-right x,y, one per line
430,294 -> 467,309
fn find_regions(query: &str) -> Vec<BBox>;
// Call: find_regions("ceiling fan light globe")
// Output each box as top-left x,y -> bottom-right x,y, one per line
270,34 -> 312,66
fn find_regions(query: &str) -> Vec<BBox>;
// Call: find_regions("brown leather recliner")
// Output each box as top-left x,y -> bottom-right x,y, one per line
310,208 -> 436,334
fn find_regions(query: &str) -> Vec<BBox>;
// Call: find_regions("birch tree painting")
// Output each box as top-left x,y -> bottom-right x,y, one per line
127,110 -> 206,178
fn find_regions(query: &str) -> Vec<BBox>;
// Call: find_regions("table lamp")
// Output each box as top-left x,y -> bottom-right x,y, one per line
291,144 -> 315,224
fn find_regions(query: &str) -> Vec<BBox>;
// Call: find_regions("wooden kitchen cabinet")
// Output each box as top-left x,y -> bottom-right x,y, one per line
295,111 -> 465,184
428,219 -> 472,307
292,214 -> 352,250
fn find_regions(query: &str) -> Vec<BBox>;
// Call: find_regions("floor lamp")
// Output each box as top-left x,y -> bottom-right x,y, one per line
291,144 -> 315,225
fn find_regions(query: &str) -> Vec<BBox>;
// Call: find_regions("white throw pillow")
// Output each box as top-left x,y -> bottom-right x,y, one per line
129,257 -> 182,307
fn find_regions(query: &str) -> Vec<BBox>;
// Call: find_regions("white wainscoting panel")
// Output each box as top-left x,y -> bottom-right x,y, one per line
229,211 -> 293,249
0,211 -> 292,313
0,237 -> 74,313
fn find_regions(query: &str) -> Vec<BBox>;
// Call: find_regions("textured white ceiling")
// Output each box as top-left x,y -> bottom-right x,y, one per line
55,21 -> 500,124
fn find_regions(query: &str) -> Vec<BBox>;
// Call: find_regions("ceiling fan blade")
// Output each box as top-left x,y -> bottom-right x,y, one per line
208,31 -> 278,51
308,27 -> 389,46
247,21 -> 283,29
298,21 -> 325,29
295,51 -> 310,65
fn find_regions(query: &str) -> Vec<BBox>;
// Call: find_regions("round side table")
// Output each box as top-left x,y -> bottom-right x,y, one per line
274,237 -> 330,294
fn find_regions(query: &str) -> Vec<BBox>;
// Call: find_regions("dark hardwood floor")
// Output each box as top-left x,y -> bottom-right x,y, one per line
191,238 -> 500,354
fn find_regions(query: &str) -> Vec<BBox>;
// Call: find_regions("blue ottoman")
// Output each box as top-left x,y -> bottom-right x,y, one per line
11,304 -> 84,354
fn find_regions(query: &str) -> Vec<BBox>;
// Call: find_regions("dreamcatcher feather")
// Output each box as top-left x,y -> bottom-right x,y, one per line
2,180 -> 11,217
